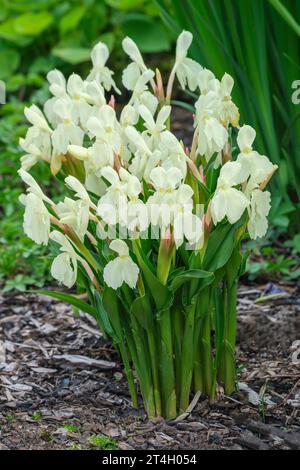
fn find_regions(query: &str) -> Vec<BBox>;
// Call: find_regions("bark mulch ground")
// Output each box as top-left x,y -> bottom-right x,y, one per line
0,282 -> 299,450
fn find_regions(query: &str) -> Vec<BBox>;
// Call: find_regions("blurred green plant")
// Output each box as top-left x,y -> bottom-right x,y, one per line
156,0 -> 300,233
0,0 -> 172,292
0,0 -> 171,87
246,233 -> 300,281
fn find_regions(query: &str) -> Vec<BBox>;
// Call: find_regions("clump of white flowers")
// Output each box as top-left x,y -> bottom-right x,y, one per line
19,32 -> 277,420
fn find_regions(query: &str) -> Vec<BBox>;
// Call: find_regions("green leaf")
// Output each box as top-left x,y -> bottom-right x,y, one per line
102,287 -> 124,343
203,217 -> 246,272
34,290 -> 97,317
94,291 -> 114,337
131,293 -> 153,331
268,0 -> 300,37
14,12 -> 53,36
170,269 -> 214,293
0,49 -> 20,80
52,47 -> 91,64
132,241 -> 172,312
59,6 -> 86,34
105,0 -> 145,10
121,13 -> 171,53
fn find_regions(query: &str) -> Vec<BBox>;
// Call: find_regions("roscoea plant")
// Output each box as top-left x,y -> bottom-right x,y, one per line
18,31 -> 277,419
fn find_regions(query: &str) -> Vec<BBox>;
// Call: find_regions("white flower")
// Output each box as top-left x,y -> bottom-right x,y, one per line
218,73 -> 239,127
87,42 -> 120,94
150,166 -> 183,195
97,167 -> 127,225
24,105 -> 51,132
247,190 -> 271,239
122,62 -> 141,90
237,125 -> 256,154
211,162 -> 249,224
97,167 -> 144,228
159,131 -> 188,179
65,175 -> 96,209
20,193 -> 50,245
68,140 -> 114,196
236,126 -> 277,192
66,73 -> 92,127
47,69 -> 67,97
195,92 -> 228,160
51,98 -> 84,174
172,31 -> 203,91
103,239 -> 139,290
139,105 -> 171,146
18,169 -> 53,204
128,69 -> 158,115
50,231 -> 81,288
56,197 -> 90,241
20,131 -> 51,170
120,104 -> 139,128
122,37 -> 147,72
84,80 -> 106,107
172,185 -> 204,248
198,69 -> 220,95
147,167 -> 183,228
87,105 -> 121,152
44,69 -> 68,126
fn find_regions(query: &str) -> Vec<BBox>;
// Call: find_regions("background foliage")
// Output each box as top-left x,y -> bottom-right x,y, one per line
0,0 -> 299,292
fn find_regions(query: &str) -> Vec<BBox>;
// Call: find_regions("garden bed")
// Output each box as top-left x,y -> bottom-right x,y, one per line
0,283 -> 299,451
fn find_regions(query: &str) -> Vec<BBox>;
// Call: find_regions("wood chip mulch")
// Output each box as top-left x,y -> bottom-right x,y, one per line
0,282 -> 299,450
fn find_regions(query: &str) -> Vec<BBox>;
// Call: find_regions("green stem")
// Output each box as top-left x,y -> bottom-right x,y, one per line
173,306 -> 183,403
179,302 -> 196,413
131,316 -> 156,418
220,280 -> 238,395
193,316 -> 204,392
118,342 -> 138,408
158,309 -> 177,419
147,326 -> 162,417
200,291 -> 214,398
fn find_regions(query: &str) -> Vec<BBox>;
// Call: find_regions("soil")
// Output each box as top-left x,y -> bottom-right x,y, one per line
0,282 -> 299,451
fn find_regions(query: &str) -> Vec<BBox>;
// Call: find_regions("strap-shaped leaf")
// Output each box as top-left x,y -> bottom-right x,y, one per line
203,216 -> 246,272
132,240 -> 173,312
102,287 -> 124,343
35,290 -> 97,317
130,294 -> 153,331
170,269 -> 214,293
93,291 -> 114,338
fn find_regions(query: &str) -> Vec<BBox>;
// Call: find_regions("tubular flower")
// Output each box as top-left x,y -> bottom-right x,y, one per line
103,240 -> 139,289
211,162 -> 249,224
50,231 -> 82,288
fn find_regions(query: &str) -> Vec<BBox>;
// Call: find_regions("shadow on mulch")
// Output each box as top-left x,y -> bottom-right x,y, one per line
0,282 -> 299,451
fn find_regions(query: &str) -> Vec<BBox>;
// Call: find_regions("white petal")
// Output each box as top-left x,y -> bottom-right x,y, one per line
122,62 -> 141,90
67,74 -> 84,97
224,188 -> 249,224
237,125 -> 256,152
221,73 -> 234,96
103,258 -> 124,289
51,252 -> 77,288
218,161 -> 248,188
91,42 -> 109,68
101,166 -> 119,186
121,258 -> 139,288
109,239 -> 129,257
23,193 -> 50,245
122,37 -> 145,70
49,230 -> 75,254
175,30 -> 193,63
